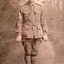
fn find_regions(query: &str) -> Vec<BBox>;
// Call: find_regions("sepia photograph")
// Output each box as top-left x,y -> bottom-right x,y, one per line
0,0 -> 64,64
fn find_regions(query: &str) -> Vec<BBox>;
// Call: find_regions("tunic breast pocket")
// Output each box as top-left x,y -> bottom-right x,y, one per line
23,12 -> 30,20
34,11 -> 41,21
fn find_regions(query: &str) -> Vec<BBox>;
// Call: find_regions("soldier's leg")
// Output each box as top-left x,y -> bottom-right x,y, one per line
31,38 -> 42,64
23,39 -> 32,64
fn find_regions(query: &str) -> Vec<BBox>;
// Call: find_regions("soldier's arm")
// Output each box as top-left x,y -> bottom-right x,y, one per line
15,10 -> 23,41
40,10 -> 48,41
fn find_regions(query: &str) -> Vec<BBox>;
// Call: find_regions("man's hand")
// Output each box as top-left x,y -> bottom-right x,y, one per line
43,35 -> 48,42
16,33 -> 21,42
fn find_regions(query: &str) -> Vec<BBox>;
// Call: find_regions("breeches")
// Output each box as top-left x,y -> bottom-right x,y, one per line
22,38 -> 42,56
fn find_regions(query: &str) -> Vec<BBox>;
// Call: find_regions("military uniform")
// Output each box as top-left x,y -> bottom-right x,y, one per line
15,2 -> 48,64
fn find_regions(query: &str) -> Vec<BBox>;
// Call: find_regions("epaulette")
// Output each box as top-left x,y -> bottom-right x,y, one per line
36,3 -> 42,7
19,3 -> 27,10
20,3 -> 26,8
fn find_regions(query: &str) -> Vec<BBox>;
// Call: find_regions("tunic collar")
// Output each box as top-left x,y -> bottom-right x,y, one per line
27,2 -> 35,7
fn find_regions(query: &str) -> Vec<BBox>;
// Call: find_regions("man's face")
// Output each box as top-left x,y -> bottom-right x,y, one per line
28,0 -> 35,3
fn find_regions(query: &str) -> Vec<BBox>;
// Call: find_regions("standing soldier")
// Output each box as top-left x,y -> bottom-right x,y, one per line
15,0 -> 48,64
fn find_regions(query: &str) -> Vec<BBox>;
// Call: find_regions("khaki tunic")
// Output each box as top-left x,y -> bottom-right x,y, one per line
15,2 -> 48,39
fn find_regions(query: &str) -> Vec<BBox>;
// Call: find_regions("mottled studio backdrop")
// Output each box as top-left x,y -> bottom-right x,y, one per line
0,0 -> 64,64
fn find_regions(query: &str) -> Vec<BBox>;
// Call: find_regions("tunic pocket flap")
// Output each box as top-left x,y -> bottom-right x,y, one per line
34,10 -> 41,14
37,25 -> 42,30
23,10 -> 30,15
22,25 -> 31,30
